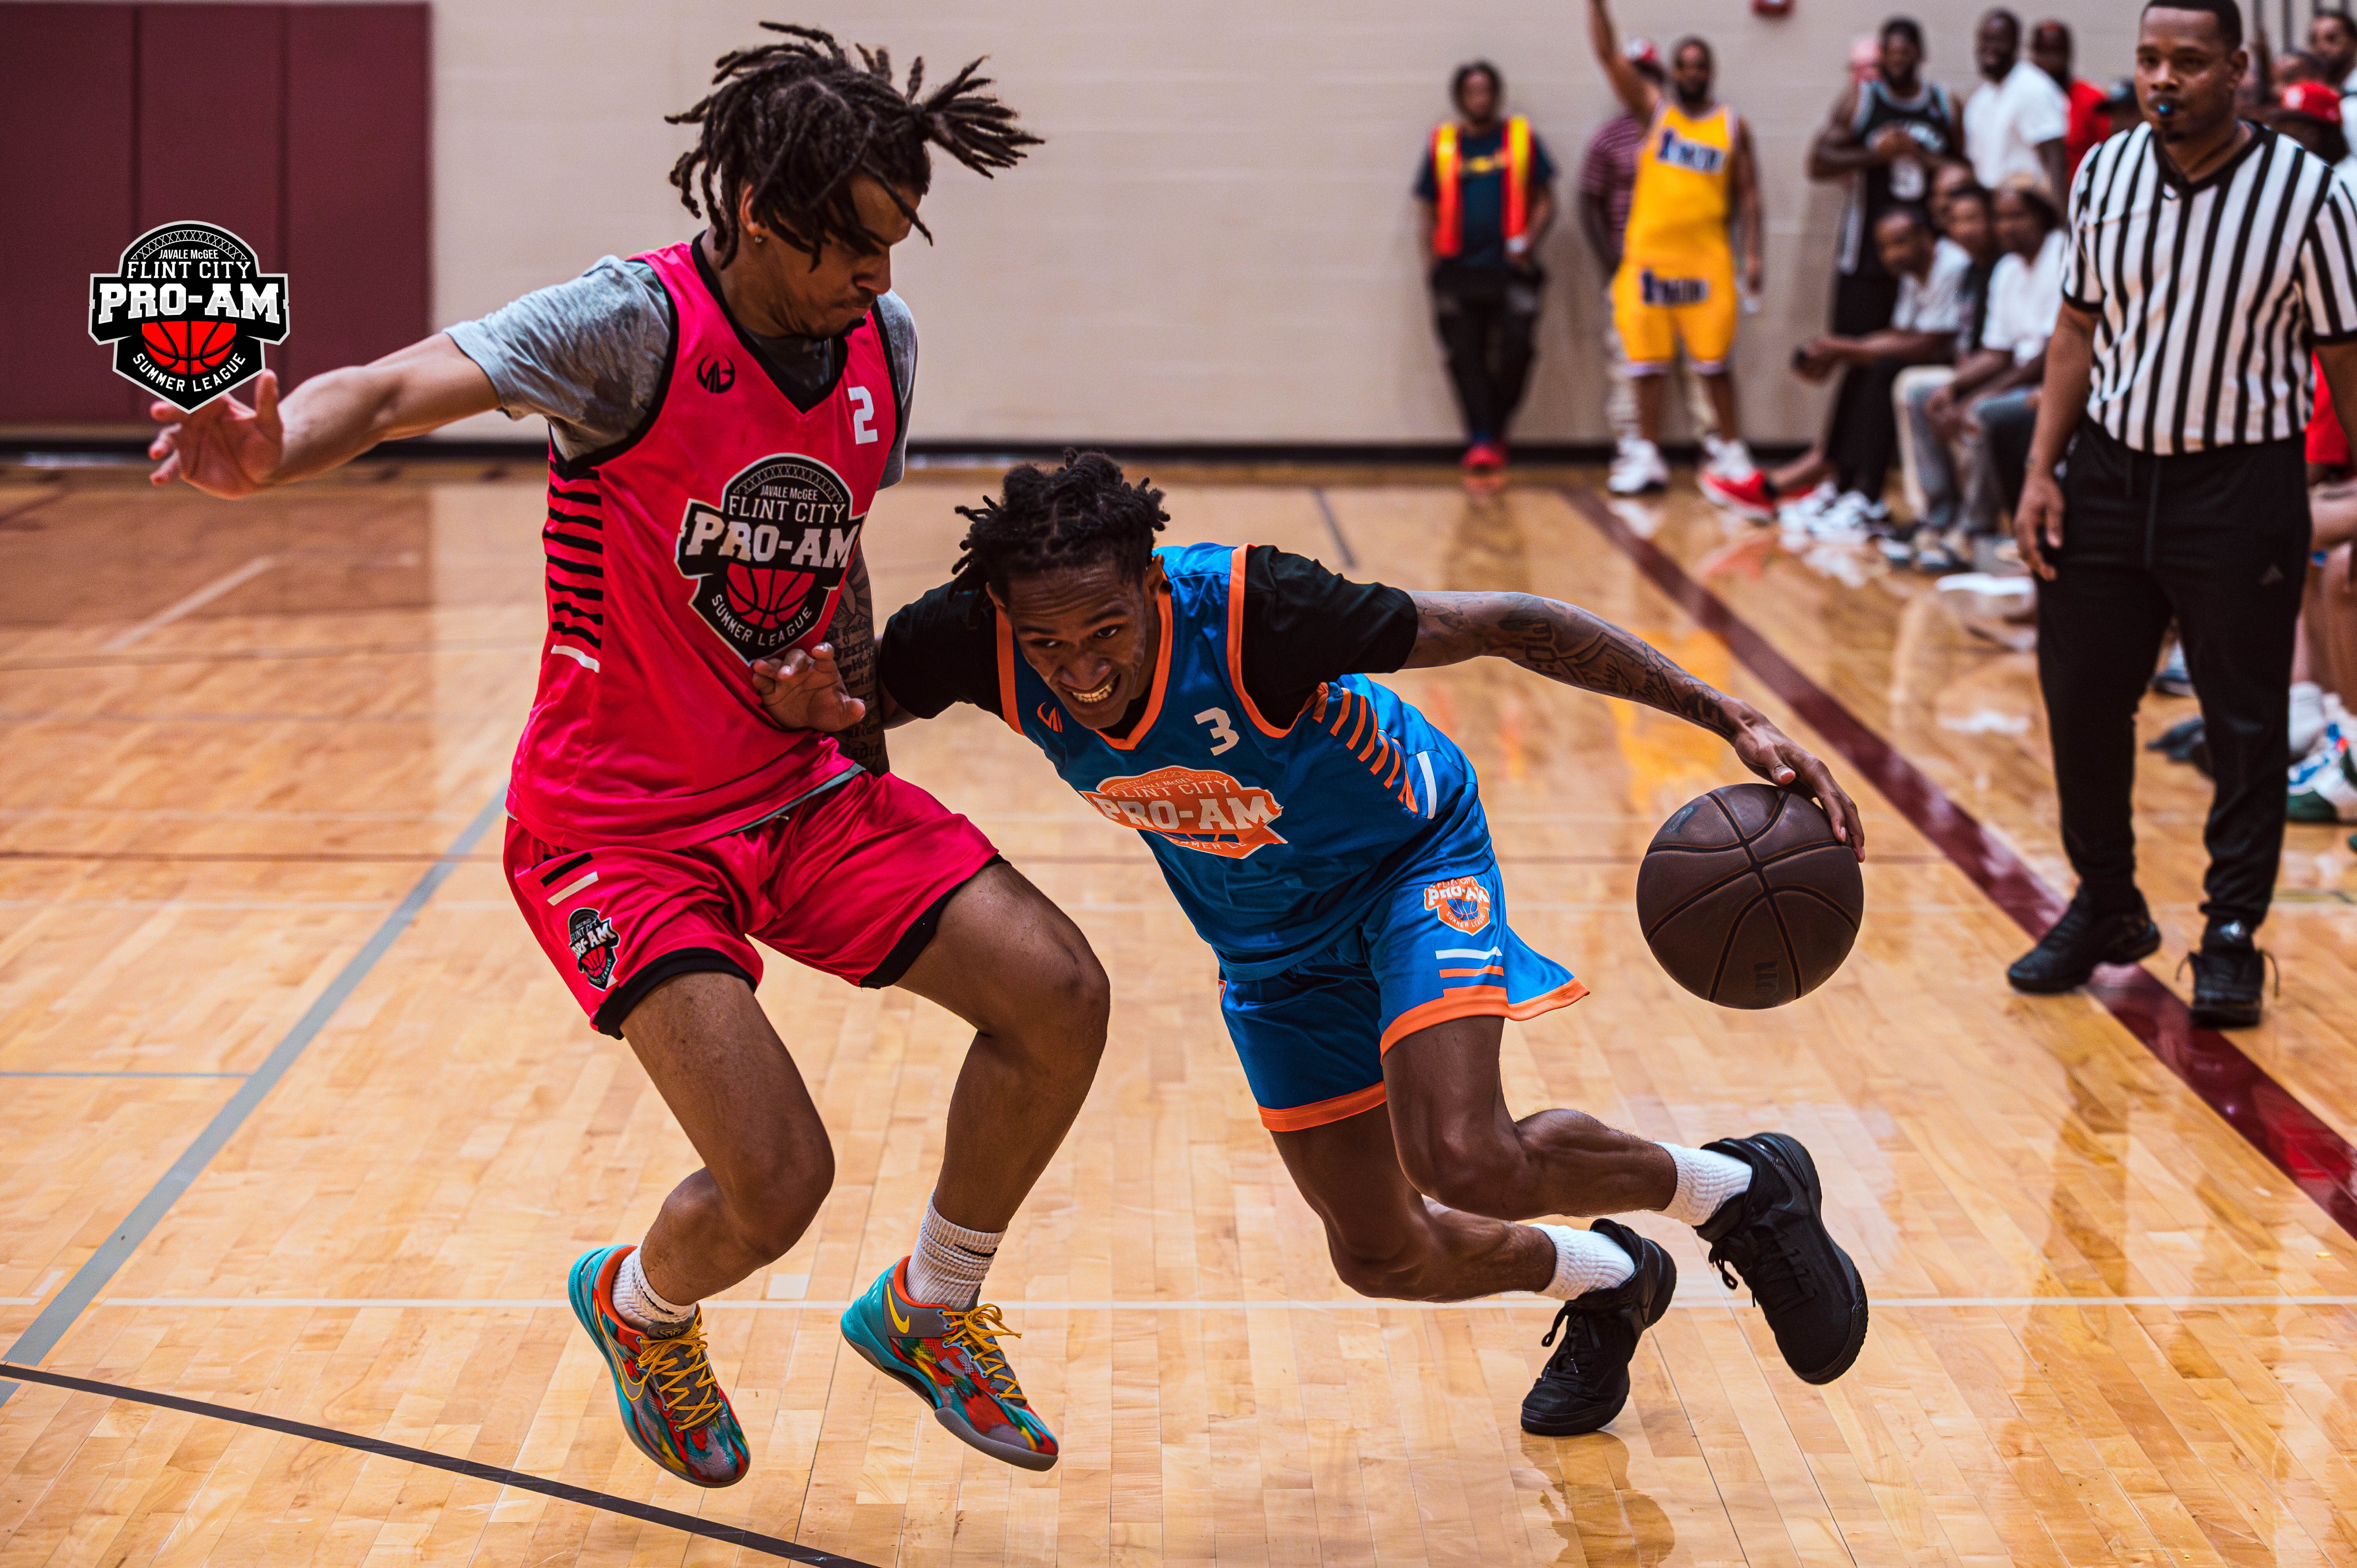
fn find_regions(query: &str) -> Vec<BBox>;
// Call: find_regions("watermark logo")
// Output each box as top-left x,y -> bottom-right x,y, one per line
89,221 -> 288,411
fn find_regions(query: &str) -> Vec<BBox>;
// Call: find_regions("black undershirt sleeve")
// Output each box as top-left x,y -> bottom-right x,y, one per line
877,580 -> 1005,720
1235,545 -> 1420,727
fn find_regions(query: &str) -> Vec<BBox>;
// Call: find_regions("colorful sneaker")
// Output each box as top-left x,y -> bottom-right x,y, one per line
1700,467 -> 1777,522
1463,440 -> 1508,474
840,1259 -> 1058,1471
567,1246 -> 749,1487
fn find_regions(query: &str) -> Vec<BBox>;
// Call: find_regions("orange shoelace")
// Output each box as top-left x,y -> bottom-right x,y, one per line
943,1303 -> 1026,1400
635,1321 -> 726,1429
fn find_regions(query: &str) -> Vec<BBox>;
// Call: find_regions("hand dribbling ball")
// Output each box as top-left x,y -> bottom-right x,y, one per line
1635,782 -> 1863,1008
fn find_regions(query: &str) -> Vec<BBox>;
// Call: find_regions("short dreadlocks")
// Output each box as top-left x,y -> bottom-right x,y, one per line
668,23 -> 1041,266
951,451 -> 1170,606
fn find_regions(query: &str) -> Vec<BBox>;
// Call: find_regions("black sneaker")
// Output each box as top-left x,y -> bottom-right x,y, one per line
2005,893 -> 2161,993
1519,1218 -> 1675,1437
1695,1134 -> 1869,1386
2186,920 -> 2271,1029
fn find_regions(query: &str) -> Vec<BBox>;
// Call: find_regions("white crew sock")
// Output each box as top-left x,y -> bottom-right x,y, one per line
1659,1144 -> 1753,1227
611,1246 -> 696,1337
905,1198 -> 1002,1308
1533,1223 -> 1637,1299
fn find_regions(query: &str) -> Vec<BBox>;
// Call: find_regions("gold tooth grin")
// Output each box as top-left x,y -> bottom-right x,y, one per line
1069,678 -> 1117,704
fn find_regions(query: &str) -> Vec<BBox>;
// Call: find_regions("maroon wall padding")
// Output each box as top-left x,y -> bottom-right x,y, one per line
0,5 -> 140,422
283,4 -> 431,388
137,5 -> 285,274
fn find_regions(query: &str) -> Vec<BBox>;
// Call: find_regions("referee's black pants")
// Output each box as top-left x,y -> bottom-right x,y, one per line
2039,420 -> 2310,931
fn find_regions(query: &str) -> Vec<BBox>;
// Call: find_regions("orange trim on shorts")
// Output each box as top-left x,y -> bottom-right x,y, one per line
1226,545 -> 1296,737
1258,1080 -> 1389,1132
1378,978 -> 1591,1054
993,615 -> 1024,735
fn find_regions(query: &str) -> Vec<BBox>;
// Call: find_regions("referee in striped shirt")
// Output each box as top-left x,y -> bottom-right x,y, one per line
2008,0 -> 2357,1026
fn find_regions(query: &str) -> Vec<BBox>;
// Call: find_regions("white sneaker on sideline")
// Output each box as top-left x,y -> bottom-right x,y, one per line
1703,435 -> 1757,480
1806,492 -> 1876,539
1774,482 -> 1838,530
1608,438 -> 1668,495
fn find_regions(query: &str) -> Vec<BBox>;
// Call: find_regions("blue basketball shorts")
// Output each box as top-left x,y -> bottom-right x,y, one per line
1217,853 -> 1587,1132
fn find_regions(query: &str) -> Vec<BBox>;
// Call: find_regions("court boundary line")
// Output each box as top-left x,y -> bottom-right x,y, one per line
0,1361 -> 876,1567
1309,487 -> 1359,568
1561,484 -> 2357,1240
0,792 -> 507,1407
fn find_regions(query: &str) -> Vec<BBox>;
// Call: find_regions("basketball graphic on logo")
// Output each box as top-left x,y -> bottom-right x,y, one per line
723,563 -> 814,635
140,318 -> 238,375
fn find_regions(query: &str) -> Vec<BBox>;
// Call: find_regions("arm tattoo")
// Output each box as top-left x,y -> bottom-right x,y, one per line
1412,591 -> 1735,736
830,549 -> 891,775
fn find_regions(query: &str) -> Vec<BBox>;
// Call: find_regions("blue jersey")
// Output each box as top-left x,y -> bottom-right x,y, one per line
991,542 -> 1491,978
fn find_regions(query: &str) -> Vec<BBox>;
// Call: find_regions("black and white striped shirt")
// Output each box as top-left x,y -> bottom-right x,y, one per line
2063,121 -> 2357,453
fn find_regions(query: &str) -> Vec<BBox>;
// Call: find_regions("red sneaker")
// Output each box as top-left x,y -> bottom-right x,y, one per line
1700,468 -> 1776,523
1462,440 -> 1507,473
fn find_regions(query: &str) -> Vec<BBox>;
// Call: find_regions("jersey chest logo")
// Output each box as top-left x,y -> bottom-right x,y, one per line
675,453 -> 861,660
1082,765 -> 1286,858
1653,127 -> 1725,175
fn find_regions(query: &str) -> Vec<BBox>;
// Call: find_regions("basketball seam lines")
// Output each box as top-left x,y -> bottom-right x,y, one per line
1641,793 -> 1795,938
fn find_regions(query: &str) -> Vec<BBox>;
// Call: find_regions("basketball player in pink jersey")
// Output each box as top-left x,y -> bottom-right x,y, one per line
144,28 -> 1094,1480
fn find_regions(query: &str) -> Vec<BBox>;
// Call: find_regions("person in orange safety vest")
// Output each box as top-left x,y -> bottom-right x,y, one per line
1413,60 -> 1558,476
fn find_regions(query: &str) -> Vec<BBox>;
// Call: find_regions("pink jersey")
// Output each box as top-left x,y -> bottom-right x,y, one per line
507,240 -> 903,849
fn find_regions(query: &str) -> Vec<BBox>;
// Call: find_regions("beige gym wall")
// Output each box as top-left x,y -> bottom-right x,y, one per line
426,1 -> 2147,446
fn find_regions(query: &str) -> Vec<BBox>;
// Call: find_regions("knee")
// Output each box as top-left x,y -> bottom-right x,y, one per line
714,1144 -> 835,1263
1327,1233 -> 1447,1303
1394,1128 -> 1525,1217
1034,939 -> 1110,1044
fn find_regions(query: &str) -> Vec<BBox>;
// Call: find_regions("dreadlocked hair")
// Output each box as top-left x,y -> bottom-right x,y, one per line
668,22 -> 1041,265
950,451 -> 1169,609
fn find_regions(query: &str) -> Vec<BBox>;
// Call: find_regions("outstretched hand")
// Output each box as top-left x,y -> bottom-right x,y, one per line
148,371 -> 283,497
1724,704 -> 1867,860
749,643 -> 868,733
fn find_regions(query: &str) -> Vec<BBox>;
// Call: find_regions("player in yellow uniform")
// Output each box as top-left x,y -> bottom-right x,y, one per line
1586,0 -> 1771,515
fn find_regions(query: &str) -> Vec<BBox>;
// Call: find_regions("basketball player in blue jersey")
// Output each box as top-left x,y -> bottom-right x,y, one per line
768,452 -> 1871,1433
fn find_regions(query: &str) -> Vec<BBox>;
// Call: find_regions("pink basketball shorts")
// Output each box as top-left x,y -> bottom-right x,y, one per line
504,770 -> 999,1036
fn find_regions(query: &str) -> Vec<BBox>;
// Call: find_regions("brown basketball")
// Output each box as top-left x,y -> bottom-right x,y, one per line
1635,782 -> 1864,1008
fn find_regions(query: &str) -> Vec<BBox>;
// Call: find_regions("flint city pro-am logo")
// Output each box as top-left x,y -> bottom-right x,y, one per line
1424,876 -> 1493,935
568,908 -> 619,990
88,221 -> 288,410
675,453 -> 861,660
1082,766 -> 1286,858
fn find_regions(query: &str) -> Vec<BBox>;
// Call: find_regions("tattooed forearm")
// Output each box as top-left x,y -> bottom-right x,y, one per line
1407,591 -> 1737,735
831,550 -> 892,775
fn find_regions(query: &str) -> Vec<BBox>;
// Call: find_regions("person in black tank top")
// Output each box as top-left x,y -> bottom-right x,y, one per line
1807,20 -> 1958,330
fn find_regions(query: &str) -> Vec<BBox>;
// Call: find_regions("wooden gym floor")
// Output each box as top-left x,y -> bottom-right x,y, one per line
2,461 -> 2354,1566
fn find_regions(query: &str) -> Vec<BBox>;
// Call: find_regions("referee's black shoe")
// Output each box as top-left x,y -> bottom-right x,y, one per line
2186,919 -> 2272,1029
1520,1219 -> 1675,1436
2006,892 -> 2161,993
1696,1134 -> 1869,1385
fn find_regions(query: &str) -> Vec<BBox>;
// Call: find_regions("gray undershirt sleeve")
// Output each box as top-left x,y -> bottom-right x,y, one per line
444,255 -> 920,484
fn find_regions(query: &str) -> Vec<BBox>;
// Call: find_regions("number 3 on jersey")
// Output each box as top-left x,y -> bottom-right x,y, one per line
1196,707 -> 1239,756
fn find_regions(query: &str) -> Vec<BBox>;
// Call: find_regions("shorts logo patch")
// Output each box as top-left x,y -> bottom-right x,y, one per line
568,907 -> 620,991
1424,877 -> 1493,935
1083,766 -> 1286,858
675,452 -> 863,661
1639,269 -> 1711,307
